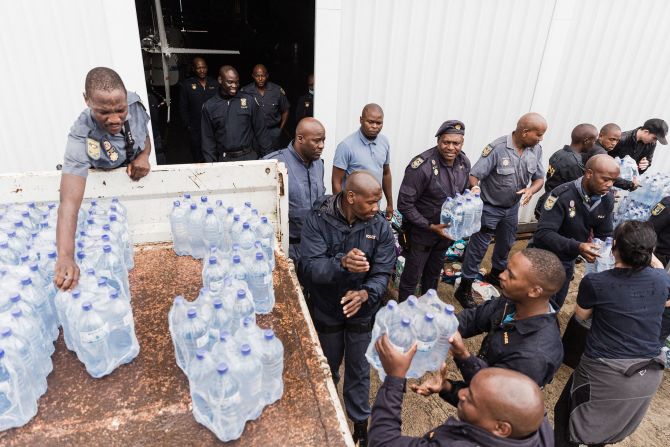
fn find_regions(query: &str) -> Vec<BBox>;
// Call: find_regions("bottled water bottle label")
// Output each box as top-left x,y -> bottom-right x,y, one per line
80,323 -> 109,343
209,328 -> 220,340
196,334 -> 209,348
416,340 -> 435,352
122,313 -> 133,327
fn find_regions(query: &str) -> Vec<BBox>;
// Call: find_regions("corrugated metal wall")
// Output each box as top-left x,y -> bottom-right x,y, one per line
0,0 -> 152,175
315,0 -> 670,223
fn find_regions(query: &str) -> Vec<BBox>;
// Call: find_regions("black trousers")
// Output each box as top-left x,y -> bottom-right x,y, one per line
398,232 -> 451,301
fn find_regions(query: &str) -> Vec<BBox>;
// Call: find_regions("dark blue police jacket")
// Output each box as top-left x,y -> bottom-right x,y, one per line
299,194 -> 397,320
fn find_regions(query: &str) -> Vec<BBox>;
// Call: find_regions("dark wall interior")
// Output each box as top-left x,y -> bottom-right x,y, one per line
135,0 -> 315,164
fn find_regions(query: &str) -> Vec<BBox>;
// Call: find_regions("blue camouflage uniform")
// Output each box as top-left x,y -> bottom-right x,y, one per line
242,81 -> 290,154
62,91 -> 150,177
528,178 -> 614,308
299,193 -> 396,425
263,142 -> 325,262
462,134 -> 544,279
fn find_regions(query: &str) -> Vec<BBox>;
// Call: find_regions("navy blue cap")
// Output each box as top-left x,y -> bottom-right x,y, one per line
435,120 -> 465,137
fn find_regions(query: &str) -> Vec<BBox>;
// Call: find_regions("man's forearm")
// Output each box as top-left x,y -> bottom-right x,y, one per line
468,175 -> 480,189
382,172 -> 393,207
529,178 -> 544,194
280,111 -> 289,130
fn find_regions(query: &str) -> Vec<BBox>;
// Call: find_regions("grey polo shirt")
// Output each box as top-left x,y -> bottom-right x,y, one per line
263,142 -> 325,240
62,91 -> 150,178
333,128 -> 390,188
471,134 -> 544,208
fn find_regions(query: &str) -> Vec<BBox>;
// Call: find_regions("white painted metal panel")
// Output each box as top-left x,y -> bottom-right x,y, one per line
0,161 -> 290,254
316,0 -> 670,224
0,0 -> 154,175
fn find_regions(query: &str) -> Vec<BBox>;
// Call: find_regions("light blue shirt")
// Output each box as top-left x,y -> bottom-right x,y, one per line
332,128 -> 390,188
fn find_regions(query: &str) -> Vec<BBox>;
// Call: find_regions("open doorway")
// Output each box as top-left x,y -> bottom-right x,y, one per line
135,0 -> 315,164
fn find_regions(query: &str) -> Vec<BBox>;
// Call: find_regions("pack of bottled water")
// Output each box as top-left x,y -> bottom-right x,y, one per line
584,237 -> 615,276
169,292 -> 284,441
366,289 -> 459,380
171,195 -> 276,314
614,155 -> 639,184
614,172 -> 670,226
440,189 -> 483,240
52,197 -> 140,379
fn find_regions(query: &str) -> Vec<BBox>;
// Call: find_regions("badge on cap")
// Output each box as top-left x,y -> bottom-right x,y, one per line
411,156 -> 424,169
86,138 -> 101,160
454,124 -> 461,130
305,101 -> 311,107
652,203 -> 666,216
191,83 -> 197,90
240,98 -> 248,109
482,145 -> 493,157
544,195 -> 557,211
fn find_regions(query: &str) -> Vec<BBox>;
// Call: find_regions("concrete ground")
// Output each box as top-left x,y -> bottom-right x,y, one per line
336,240 -> 670,446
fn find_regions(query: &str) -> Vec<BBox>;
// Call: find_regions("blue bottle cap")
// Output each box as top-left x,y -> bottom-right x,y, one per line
103,245 -> 112,253
48,251 -> 57,259
401,318 -> 411,327
243,222 -> 250,230
190,204 -> 197,210
206,207 -> 214,214
195,349 -> 206,359
0,348 -> 4,358
200,196 -> 207,203
11,309 -> 22,318
264,329 -> 275,340
82,302 -> 93,311
110,290 -> 119,299
1,327 -> 12,337
21,277 -> 31,286
444,304 -> 455,314
213,299 -> 223,309
187,308 -> 197,318
240,344 -> 251,355
237,289 -> 246,300
232,255 -> 241,264
208,257 -> 217,265
424,313 -> 434,322
174,295 -> 184,305
256,252 -> 264,260
72,290 -> 81,298
97,278 -> 107,286
387,301 -> 397,310
173,200 -> 181,207
227,206 -> 234,213
217,363 -> 229,374
9,293 -> 20,302
244,201 -> 252,208
219,331 -> 231,342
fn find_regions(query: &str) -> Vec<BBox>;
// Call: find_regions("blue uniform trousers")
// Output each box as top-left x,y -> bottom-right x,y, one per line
462,202 -> 519,278
313,306 -> 372,423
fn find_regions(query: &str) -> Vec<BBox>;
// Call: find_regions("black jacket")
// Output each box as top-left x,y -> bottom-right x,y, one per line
609,128 -> 656,174
532,180 -> 614,262
535,145 -> 584,218
649,196 -> 670,258
299,194 -> 396,320
369,376 -> 555,447
583,142 -> 636,191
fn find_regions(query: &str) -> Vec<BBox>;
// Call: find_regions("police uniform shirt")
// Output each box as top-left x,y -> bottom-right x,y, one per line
397,147 -> 471,229
241,82 -> 290,128
295,91 -> 313,120
470,134 -> 544,208
200,91 -> 271,161
649,196 -> 670,259
543,145 -> 584,193
62,91 -> 150,178
263,142 -> 325,241
179,76 -> 217,130
609,128 -> 657,173
532,177 -> 614,262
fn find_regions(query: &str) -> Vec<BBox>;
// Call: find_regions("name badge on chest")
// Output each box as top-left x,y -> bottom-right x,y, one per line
86,138 -> 101,160
568,200 -> 576,218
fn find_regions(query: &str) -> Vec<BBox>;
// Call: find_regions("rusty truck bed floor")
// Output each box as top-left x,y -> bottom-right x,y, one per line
0,245 -> 348,446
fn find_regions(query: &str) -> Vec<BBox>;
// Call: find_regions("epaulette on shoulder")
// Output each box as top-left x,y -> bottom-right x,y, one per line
552,182 -> 572,196
410,155 -> 425,169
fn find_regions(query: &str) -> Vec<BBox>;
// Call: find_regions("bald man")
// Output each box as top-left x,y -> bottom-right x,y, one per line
242,64 -> 290,154
333,104 -> 394,219
584,124 -> 639,191
179,57 -> 217,162
370,340 -> 554,447
201,65 -> 271,161
456,113 -> 546,309
263,118 -> 326,262
529,154 -> 618,308
534,123 -> 597,219
299,171 -> 397,446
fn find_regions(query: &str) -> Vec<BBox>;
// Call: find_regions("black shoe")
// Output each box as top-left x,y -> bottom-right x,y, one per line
483,268 -> 503,288
454,277 -> 477,309
352,420 -> 368,447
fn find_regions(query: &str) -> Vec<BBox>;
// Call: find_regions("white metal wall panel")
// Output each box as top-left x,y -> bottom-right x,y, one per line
315,0 -> 670,224
0,0 -> 153,175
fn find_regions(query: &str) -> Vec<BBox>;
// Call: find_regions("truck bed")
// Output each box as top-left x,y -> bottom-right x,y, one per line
0,245 -> 350,446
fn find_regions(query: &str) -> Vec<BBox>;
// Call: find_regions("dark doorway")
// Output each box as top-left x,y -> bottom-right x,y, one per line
135,0 -> 315,164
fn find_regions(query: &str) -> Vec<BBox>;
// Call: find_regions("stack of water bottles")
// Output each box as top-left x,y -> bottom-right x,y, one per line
366,289 -> 459,380
169,288 -> 284,441
584,237 -> 615,275
440,189 -> 484,240
53,198 -> 140,379
170,194 -> 277,314
614,172 -> 670,226
614,155 -> 639,185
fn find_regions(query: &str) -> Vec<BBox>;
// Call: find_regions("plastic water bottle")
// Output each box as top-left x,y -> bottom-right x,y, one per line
584,238 -> 602,276
75,302 -> 111,378
259,329 -> 284,405
596,237 -> 615,272
19,277 -> 58,341
3,309 -> 53,376
202,256 -> 227,292
0,327 -> 48,398
234,344 -> 263,420
0,347 -> 38,429
472,193 -> 483,233
109,214 -> 133,270
365,301 -> 399,369
95,244 -> 130,299
208,299 -> 233,349
176,308 -> 209,371
388,318 -> 415,353
0,240 -> 18,265
169,295 -> 188,368
429,304 -> 459,370
418,289 -> 443,313
202,207 -> 221,252
211,331 -> 237,363
102,290 -> 139,364
232,289 -> 255,331
188,203 -> 206,259
409,313 -> 438,377
247,252 -> 274,314
170,201 -> 190,256
462,198 -> 475,237
188,349 -> 216,424
230,255 -> 248,282
237,222 -> 256,261
206,363 -> 244,442
254,216 -> 275,270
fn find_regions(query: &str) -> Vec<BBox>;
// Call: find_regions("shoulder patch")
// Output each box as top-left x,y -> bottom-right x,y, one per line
482,144 -> 493,157
547,164 -> 555,178
544,195 -> 557,211
411,157 -> 425,169
652,203 -> 666,216
86,138 -> 101,160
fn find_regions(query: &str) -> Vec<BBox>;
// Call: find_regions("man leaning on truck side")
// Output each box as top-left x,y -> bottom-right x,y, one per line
55,67 -> 152,291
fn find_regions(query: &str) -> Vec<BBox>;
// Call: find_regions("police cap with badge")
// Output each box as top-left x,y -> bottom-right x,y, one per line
410,120 -> 465,170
